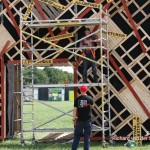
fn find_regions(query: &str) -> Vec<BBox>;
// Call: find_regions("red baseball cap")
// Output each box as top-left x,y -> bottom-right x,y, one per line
80,85 -> 88,92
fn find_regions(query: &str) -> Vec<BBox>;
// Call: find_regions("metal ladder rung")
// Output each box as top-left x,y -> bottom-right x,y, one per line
102,82 -> 108,84
23,97 -> 33,99
104,127 -> 110,131
102,46 -> 107,49
23,68 -> 34,71
102,81 -> 109,84
102,19 -> 107,24
102,55 -> 107,59
23,120 -> 34,123
23,95 -> 33,97
14,92 -> 21,94
104,110 -> 109,113
23,102 -> 34,105
103,74 -> 108,77
23,112 -> 34,114
104,100 -> 110,104
101,28 -> 107,33
102,37 -> 107,41
104,119 -> 110,122
22,40 -> 32,45
102,64 -> 108,67
22,51 -> 32,53
23,85 -> 32,88
14,119 -> 21,122
103,92 -> 108,95
23,90 -> 33,92
23,77 -> 35,79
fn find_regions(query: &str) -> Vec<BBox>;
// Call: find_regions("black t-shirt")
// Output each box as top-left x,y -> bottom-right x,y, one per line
74,95 -> 93,121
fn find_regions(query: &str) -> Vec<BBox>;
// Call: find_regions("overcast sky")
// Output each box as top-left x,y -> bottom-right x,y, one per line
38,66 -> 73,73
53,66 -> 73,73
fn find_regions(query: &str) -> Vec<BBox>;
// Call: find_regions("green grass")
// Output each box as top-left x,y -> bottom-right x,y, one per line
0,101 -> 150,150
23,101 -> 73,139
0,138 -> 150,150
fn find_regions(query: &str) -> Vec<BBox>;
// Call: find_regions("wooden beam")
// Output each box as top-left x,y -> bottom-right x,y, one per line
0,58 -> 6,140
33,0 -> 54,36
78,0 -> 103,19
109,54 -> 150,118
121,0 -> 146,53
3,0 -> 19,35
3,0 -> 31,58
92,1 -> 149,119
0,40 -> 10,58
93,2 -> 111,31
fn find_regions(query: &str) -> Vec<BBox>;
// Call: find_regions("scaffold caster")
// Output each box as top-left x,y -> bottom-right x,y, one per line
20,140 -> 25,147
32,136 -> 36,144
102,141 -> 109,148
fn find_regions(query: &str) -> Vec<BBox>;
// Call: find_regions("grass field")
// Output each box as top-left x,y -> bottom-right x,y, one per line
0,101 -> 150,150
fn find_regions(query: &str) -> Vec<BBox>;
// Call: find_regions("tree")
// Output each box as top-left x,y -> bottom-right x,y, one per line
43,67 -> 73,84
23,67 -> 74,85
23,67 -> 49,84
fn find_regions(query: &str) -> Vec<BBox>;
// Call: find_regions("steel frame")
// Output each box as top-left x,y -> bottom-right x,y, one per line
19,4 -> 111,145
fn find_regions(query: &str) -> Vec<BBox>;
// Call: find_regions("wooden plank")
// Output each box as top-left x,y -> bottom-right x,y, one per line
132,80 -> 150,115
3,0 -> 20,35
39,132 -> 63,141
118,87 -> 147,122
0,25 -> 15,53
109,53 -> 150,118
112,115 -> 133,135
88,12 -> 127,52
121,0 -> 146,53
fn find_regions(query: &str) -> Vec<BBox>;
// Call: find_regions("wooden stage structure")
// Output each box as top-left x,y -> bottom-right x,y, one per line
0,0 -> 149,142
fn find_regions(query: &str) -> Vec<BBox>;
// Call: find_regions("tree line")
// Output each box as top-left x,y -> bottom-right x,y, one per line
23,67 -> 73,84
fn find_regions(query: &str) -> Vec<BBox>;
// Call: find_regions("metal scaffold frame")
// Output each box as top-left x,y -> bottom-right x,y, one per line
19,3 -> 111,146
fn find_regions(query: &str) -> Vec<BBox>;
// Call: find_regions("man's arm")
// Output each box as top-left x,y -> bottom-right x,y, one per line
73,107 -> 77,120
73,107 -> 78,125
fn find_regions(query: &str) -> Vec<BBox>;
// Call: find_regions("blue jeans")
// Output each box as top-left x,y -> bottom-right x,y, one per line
71,120 -> 92,150
83,54 -> 97,79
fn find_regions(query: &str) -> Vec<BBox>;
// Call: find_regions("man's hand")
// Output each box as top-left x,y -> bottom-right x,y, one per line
73,117 -> 78,126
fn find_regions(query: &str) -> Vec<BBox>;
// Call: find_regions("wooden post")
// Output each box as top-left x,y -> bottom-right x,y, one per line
0,58 -> 6,140
14,65 -> 21,134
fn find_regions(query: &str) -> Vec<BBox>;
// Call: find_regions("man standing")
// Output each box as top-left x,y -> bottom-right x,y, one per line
72,85 -> 93,150
80,28 -> 99,83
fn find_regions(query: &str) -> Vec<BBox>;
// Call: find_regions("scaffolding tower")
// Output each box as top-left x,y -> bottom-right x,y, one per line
19,4 -> 110,146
